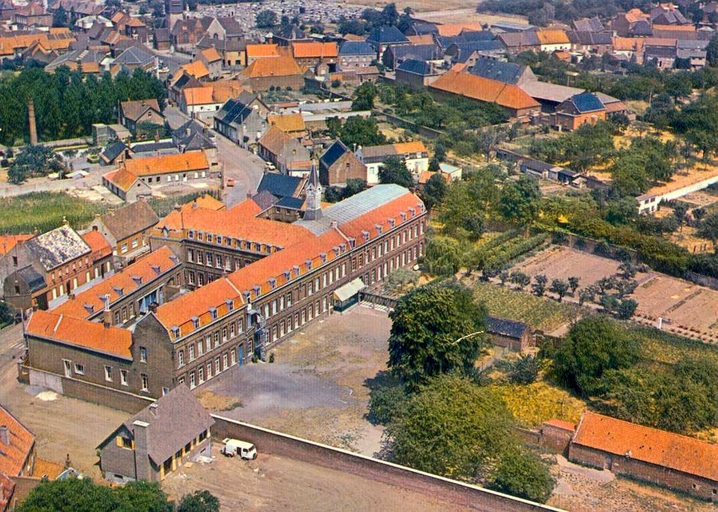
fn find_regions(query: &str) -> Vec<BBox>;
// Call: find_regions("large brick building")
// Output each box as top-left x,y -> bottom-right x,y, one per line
23,179 -> 426,403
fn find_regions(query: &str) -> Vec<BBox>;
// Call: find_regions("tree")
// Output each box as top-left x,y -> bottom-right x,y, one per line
337,116 -> 387,148
52,5 -> 68,27
510,270 -> 531,290
549,279 -> 569,302
0,301 -> 15,324
616,298 -> 638,320
567,276 -> 580,295
384,268 -> 419,294
387,374 -> 515,478
509,354 -> 541,384
255,9 -> 277,28
499,175 -> 540,227
578,287 -> 595,305
352,82 -> 378,111
378,156 -> 413,188
177,490 -> 220,512
531,274 -> 547,297
423,236 -> 463,276
487,446 -> 555,503
421,172 -> 447,210
708,33 -> 718,67
698,212 -> 718,242
552,316 -> 640,397
388,282 -> 489,387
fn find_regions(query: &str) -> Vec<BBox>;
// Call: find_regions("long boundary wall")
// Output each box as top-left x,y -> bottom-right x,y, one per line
211,415 -> 566,512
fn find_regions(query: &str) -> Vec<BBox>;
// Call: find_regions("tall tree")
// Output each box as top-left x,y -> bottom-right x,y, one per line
378,156 -> 413,188
499,175 -> 541,227
337,116 -> 386,148
255,9 -> 277,28
388,282 -> 489,387
352,82 -> 378,111
422,172 -> 447,210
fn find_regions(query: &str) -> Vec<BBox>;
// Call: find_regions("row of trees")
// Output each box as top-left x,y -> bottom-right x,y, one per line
0,67 -> 166,146
337,3 -> 412,36
372,282 -> 555,503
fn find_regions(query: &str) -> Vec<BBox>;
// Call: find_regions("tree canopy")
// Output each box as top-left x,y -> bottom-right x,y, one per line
378,156 -> 413,188
499,175 -> 541,226
336,116 -> 387,148
255,9 -> 277,28
388,282 -> 489,387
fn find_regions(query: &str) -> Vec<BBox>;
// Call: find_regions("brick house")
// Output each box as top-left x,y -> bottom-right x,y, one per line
25,185 -> 426,403
2,227 -> 113,313
569,411 -> 718,501
88,200 -> 160,268
97,385 -> 213,484
213,93 -> 270,145
197,47 -> 223,80
241,56 -> 304,92
0,405 -> 36,511
291,41 -> 338,70
12,2 -> 51,28
118,99 -> 164,135
338,41 -> 375,71
552,92 -> 607,131
102,168 -> 153,202
319,140 -> 367,186
257,126 -> 312,175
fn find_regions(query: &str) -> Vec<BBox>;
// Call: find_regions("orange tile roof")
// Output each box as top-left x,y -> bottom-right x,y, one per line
292,41 -> 338,59
200,47 -> 222,62
210,80 -> 243,103
407,34 -> 435,45
82,230 -> 112,260
259,125 -> 292,154
418,171 -> 450,184
26,310 -> 133,359
123,151 -> 209,177
536,29 -> 570,45
183,86 -> 215,105
32,458 -> 65,479
436,23 -> 483,36
573,412 -> 718,482
544,419 -> 576,431
243,56 -> 302,78
267,112 -> 306,134
612,36 -> 644,52
155,200 -> 307,248
52,246 -> 179,320
429,70 -> 540,111
643,37 -> 678,46
625,8 -> 648,22
181,60 -> 210,79
0,406 -> 34,477
393,141 -> 427,154
653,24 -> 696,32
103,168 -> 138,192
246,43 -> 280,58
154,276 -> 244,334
189,194 -> 226,211
0,234 -> 33,255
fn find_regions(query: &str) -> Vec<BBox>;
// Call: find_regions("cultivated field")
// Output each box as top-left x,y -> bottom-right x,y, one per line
514,246 -> 624,288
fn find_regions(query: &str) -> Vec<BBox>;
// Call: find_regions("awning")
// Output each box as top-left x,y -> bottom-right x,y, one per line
333,278 -> 365,302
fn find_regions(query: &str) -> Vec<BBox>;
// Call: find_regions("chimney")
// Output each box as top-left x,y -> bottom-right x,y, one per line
132,420 -> 151,481
0,425 -> 9,446
102,296 -> 112,327
149,303 -> 158,313
149,403 -> 159,418
28,97 -> 38,146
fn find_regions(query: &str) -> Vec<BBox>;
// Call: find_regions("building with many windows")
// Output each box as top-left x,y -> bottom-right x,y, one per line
23,177 -> 426,405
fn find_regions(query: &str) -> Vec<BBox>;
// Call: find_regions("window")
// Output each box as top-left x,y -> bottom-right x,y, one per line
187,249 -> 194,262
132,238 -> 139,249
189,372 -> 196,389
198,341 -> 204,356
120,369 -> 128,386
207,362 -> 213,379
216,255 -> 223,268
231,349 -> 237,365
118,436 -> 133,449
140,347 -> 147,362
74,363 -> 85,375
214,332 -> 220,348
223,354 -> 228,369
178,350 -> 184,368
141,374 -> 149,392
230,323 -> 235,338
188,271 -> 195,285
238,319 -> 244,334
222,327 -> 227,341
215,358 -> 221,375
104,365 -> 112,382
206,335 -> 212,353
121,243 -> 128,254
199,367 -> 204,383
163,387 -> 170,396
189,345 -> 195,361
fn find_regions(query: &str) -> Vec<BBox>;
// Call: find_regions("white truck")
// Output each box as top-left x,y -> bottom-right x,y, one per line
221,438 -> 258,460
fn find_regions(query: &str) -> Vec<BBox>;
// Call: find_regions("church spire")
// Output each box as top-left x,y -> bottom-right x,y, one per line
304,161 -> 323,221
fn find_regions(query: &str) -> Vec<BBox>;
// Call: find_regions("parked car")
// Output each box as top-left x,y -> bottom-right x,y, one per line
221,438 -> 257,460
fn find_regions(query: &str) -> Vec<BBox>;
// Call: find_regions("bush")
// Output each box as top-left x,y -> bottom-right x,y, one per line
487,447 -> 555,503
509,354 -> 541,384
367,379 -> 407,425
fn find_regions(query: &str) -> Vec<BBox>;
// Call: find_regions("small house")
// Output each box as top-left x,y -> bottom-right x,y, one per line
486,316 -> 533,351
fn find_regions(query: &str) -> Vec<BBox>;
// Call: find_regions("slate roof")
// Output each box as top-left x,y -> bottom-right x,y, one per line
572,17 -> 603,32
320,140 -> 350,170
470,58 -> 528,84
16,265 -> 46,292
257,172 -> 304,198
214,97 -> 255,126
367,26 -> 410,45
101,141 -> 127,163
497,31 -> 540,48
339,41 -> 375,56
99,200 -> 159,242
571,92 -> 605,113
486,316 -> 530,339
24,226 -> 90,271
252,189 -> 279,210
116,385 -> 214,466
397,58 -> 433,75
386,44 -> 441,62
114,45 -> 154,66
276,196 -> 305,210
568,31 -> 613,46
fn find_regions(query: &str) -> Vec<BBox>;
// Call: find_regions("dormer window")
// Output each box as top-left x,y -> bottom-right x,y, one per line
112,286 -> 124,297
284,270 -> 291,281
188,230 -> 195,239
150,264 -> 161,275
207,234 -> 213,243
198,232 -> 204,240
375,224 -> 382,235
210,307 -> 218,320
418,203 -> 425,212
243,291 -> 251,303
191,316 -> 200,328
217,236 -> 222,245
253,285 -> 261,297
400,212 -> 407,221
339,243 -> 346,252
409,207 -> 416,216
305,259 -> 312,270
362,230 -> 370,242
333,247 -> 340,257
131,275 -> 142,286
320,253 -> 327,263
169,255 -> 179,263
83,303 -> 94,314
269,278 -> 277,289
348,238 -> 356,248
226,299 -> 234,311
388,218 -> 395,228
171,326 -> 180,338
292,265 -> 300,277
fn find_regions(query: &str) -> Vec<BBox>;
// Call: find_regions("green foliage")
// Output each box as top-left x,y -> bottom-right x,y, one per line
366,374 -> 407,425
549,278 -> 569,302
384,267 -> 419,294
336,116 -> 387,148
509,354 -> 541,385
378,156 -> 413,188
0,192 -> 107,234
388,282 -> 489,387
0,301 -> 15,325
177,490 -> 221,512
437,172 -> 499,241
698,211 -> 718,241
708,33 -> 718,67
487,446 -> 555,503
529,121 -> 616,173
552,316 -> 640,397
671,92 -> 718,160
387,374 -> 515,478
18,478 -> 172,512
0,67 -> 166,145
324,179 -> 367,203
499,176 -> 541,226
255,9 -> 277,28
352,82 -> 378,111
423,236 -> 463,277
421,172 -> 447,210
8,145 -> 61,184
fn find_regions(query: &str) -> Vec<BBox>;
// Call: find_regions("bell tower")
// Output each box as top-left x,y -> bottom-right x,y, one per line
304,162 -> 323,221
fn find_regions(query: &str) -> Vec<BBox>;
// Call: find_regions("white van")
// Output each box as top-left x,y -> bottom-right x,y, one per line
221,438 -> 258,460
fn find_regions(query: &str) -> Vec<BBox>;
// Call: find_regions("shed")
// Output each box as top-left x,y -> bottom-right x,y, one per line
333,278 -> 365,311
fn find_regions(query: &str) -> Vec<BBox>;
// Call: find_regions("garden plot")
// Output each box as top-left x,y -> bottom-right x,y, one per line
514,246 -> 623,287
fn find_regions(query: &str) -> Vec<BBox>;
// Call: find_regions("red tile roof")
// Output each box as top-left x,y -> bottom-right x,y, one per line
82,230 -> 112,260
0,405 -> 34,477
0,472 -> 15,511
246,43 -> 280,58
292,41 -> 338,58
53,246 -> 179,319
573,411 -> 718,482
103,168 -> 139,192
544,419 -> 576,431
0,234 -> 33,256
243,56 -> 302,78
339,191 -> 423,242
429,70 -> 540,112
123,151 -> 209,177
26,310 -> 133,359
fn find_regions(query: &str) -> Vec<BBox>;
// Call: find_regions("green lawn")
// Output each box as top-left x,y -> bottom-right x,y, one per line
472,281 -> 580,333
0,192 -> 108,234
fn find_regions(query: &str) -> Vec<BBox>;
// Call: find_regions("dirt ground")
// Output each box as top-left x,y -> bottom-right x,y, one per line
198,306 -> 391,456
162,443 -> 479,512
514,246 -> 624,288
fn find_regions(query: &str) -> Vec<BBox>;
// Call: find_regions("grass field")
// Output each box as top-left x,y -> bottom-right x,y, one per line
472,280 -> 580,333
0,192 -> 108,235
491,381 -> 585,429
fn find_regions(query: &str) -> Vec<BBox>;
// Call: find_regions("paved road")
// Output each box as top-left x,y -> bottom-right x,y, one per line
164,105 -> 265,207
